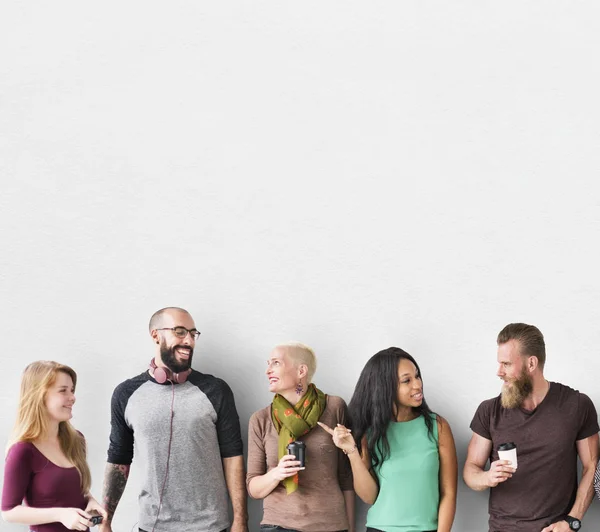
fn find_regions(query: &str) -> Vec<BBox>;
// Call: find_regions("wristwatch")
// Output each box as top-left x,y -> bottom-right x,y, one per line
564,515 -> 582,530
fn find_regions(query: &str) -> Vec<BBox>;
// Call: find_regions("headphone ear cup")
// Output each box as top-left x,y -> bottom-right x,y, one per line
149,358 -> 190,384
153,366 -> 170,384
174,369 -> 191,384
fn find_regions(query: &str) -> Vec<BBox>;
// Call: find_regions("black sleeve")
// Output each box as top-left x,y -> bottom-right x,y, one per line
106,380 -> 136,465
214,379 -> 244,458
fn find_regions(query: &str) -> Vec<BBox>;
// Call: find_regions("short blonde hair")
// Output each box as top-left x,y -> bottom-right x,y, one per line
276,342 -> 317,382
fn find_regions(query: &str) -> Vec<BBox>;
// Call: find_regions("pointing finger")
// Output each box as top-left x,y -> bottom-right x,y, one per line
317,421 -> 334,435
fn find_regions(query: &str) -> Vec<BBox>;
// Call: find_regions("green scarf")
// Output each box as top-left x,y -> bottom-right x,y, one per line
271,383 -> 326,494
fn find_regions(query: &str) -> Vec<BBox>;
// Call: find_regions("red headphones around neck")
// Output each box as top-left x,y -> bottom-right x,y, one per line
149,358 -> 191,384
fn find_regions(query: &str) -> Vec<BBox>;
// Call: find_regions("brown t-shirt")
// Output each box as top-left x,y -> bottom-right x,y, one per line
470,382 -> 599,532
247,395 -> 353,532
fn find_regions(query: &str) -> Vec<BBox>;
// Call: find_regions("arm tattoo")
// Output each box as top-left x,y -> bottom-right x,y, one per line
102,463 -> 131,522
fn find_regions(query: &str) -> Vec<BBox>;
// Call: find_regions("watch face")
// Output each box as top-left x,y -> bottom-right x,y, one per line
572,520 -> 581,530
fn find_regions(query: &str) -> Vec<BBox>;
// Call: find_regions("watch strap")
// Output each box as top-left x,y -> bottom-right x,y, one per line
565,515 -> 582,530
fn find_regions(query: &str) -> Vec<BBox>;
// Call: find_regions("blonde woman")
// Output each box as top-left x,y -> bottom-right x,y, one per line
1,361 -> 106,531
247,342 -> 355,532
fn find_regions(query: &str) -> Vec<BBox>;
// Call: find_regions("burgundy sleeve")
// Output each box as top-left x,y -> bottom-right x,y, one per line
470,400 -> 492,440
576,393 -> 599,441
1,442 -> 33,511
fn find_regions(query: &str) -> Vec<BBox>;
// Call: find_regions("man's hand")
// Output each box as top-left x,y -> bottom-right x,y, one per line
541,520 -> 571,532
485,459 -> 515,487
230,518 -> 248,532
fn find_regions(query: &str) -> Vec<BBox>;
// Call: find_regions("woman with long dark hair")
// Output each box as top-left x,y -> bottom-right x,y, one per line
319,347 -> 457,532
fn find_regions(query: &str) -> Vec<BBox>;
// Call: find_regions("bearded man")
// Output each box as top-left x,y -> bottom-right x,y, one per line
99,307 -> 247,532
463,323 -> 598,532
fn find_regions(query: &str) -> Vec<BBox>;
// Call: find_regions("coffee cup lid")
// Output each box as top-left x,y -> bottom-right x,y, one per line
498,442 -> 516,451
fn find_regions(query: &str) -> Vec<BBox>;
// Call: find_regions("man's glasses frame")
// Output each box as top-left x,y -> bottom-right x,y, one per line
156,327 -> 201,340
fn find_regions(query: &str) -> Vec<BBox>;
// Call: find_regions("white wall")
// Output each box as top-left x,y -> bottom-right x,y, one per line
2,2 -> 600,531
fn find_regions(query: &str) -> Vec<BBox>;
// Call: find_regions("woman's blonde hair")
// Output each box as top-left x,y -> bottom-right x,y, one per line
9,361 -> 91,493
276,342 -> 317,382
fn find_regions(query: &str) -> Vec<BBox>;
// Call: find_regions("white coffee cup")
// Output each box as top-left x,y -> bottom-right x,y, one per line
497,442 -> 517,469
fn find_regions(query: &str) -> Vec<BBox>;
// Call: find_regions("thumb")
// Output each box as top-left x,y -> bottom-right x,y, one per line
317,421 -> 334,435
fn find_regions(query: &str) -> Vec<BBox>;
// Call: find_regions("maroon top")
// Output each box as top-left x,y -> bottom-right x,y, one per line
1,441 -> 87,532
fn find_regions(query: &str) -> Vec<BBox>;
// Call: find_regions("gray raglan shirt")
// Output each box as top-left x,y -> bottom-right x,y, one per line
107,369 -> 243,532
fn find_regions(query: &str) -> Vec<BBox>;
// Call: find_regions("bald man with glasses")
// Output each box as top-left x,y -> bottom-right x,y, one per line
100,307 -> 247,532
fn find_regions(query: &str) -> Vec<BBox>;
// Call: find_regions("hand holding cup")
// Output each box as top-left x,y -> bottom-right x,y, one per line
270,453 -> 304,482
487,459 -> 516,487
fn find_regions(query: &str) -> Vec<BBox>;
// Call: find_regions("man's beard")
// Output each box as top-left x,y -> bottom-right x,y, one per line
160,343 -> 193,373
501,368 -> 533,408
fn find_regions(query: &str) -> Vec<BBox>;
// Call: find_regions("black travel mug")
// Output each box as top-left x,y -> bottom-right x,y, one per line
286,441 -> 306,467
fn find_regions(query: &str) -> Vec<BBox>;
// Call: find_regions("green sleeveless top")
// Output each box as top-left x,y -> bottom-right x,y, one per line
366,414 -> 439,532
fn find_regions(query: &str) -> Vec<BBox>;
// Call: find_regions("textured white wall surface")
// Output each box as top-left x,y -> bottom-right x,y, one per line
2,2 -> 600,531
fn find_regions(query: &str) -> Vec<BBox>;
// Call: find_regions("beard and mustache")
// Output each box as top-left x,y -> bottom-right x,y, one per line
160,342 -> 194,373
501,366 -> 533,408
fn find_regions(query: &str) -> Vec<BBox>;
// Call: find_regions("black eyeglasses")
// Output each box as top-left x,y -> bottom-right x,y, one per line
156,327 -> 201,340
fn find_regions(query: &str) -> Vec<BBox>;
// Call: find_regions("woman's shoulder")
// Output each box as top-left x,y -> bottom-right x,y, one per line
322,394 -> 350,425
6,440 -> 36,461
431,413 -> 453,435
325,394 -> 348,409
249,404 -> 272,425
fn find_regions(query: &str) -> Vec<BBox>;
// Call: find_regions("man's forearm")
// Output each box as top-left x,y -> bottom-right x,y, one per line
222,455 -> 248,523
102,462 -> 130,522
568,464 -> 597,520
463,462 -> 489,492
